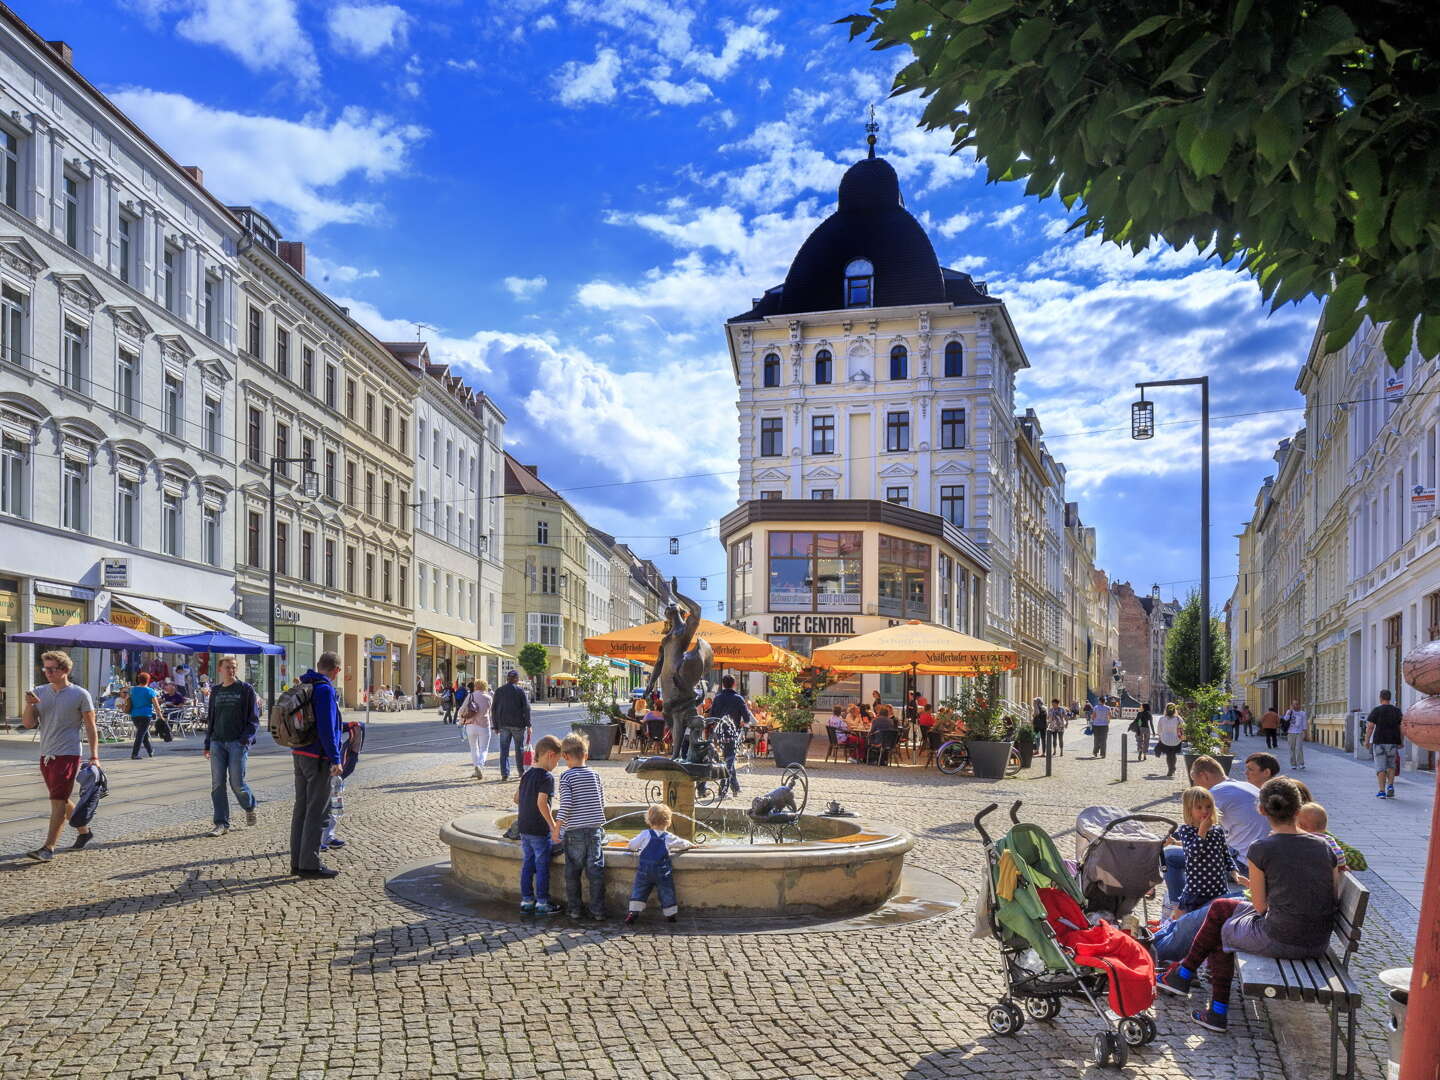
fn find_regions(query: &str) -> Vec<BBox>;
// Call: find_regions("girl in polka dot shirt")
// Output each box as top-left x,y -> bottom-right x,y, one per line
1171,786 -> 1233,915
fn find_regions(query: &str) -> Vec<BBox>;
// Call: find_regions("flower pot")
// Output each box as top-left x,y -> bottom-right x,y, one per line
1182,752 -> 1233,779
1015,742 -> 1035,769
968,740 -> 1013,779
573,722 -> 619,761
770,730 -> 812,769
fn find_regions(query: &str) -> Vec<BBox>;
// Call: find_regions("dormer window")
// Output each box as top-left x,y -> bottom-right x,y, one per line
762,352 -> 780,388
844,259 -> 874,307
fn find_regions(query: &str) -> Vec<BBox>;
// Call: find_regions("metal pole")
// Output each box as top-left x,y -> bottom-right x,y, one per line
1199,376 -> 1211,687
267,461 -> 276,709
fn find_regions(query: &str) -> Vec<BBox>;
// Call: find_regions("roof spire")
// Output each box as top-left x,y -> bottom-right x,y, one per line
865,104 -> 879,159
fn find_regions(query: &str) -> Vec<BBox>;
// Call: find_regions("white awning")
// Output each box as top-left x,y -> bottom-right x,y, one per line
111,595 -> 208,636
188,607 -> 271,643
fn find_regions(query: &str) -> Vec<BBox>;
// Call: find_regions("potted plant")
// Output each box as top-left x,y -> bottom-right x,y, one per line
1013,723 -> 1037,768
757,669 -> 820,769
1181,682 -> 1234,778
954,673 -> 1014,779
571,657 -> 621,760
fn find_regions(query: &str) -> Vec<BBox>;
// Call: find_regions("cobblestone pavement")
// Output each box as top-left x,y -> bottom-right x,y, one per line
0,731 -> 1415,1080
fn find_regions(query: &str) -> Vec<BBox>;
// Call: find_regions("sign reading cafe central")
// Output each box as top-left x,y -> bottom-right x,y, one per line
772,615 -> 856,636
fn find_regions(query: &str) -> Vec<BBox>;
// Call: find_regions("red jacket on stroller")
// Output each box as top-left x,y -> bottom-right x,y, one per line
1038,887 -> 1156,1017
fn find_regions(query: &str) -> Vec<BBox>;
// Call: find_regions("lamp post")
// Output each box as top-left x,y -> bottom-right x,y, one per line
1131,376 -> 1211,686
268,456 -> 319,708
477,534 -> 490,685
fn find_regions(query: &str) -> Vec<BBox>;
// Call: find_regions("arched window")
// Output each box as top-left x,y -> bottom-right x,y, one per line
762,353 -> 780,388
845,259 -> 873,307
944,340 -> 963,377
814,349 -> 832,385
890,345 -> 908,380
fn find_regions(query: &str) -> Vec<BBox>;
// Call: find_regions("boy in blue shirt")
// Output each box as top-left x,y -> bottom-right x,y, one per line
515,734 -> 563,914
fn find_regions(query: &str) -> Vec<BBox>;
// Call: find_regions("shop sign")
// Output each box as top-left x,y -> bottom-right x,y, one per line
0,588 -> 16,622
1414,485 -> 1436,520
1385,373 -> 1405,402
111,610 -> 149,631
101,558 -> 130,588
770,614 -> 857,635
34,597 -> 85,627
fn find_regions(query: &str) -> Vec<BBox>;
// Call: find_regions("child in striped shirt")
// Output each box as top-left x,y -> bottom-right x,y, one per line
555,733 -> 609,920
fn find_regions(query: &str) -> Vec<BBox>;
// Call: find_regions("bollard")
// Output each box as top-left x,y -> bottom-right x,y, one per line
1120,733 -> 1128,782
1045,730 -> 1053,777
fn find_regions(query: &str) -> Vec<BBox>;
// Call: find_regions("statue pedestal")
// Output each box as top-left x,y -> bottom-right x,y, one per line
659,778 -> 697,841
626,755 -> 729,841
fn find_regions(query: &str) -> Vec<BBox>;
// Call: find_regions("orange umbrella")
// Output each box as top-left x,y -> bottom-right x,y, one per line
811,620 -> 1017,676
584,618 -> 780,663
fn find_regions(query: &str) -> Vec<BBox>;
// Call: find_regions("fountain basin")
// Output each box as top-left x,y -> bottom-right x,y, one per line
440,803 -> 915,917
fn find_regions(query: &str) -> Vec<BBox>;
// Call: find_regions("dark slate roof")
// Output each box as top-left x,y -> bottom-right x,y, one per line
503,453 -> 562,499
728,155 -> 996,322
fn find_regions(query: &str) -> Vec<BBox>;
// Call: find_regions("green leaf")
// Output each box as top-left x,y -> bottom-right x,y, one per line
1230,0 -> 1255,35
1353,194 -> 1388,250
956,0 -> 1016,25
1345,150 -> 1381,201
1381,315 -> 1414,368
1010,17 -> 1051,62
1113,14 -> 1171,52
1187,127 -> 1233,177
1389,189 -> 1425,248
1417,313 -> 1440,359
1155,38 -> 1219,88
1254,99 -> 1301,167
1324,272 -> 1369,329
1323,310 -> 1365,355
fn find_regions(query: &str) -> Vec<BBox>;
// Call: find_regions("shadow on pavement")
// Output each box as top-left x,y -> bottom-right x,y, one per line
0,870 -> 293,927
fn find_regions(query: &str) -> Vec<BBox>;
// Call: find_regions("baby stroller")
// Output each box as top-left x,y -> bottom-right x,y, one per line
974,802 -> 1160,1069
1075,805 -> 1177,931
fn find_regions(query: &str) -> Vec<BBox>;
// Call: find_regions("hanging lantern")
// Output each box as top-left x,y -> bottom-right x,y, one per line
669,537 -> 679,554
1131,394 -> 1155,440
717,600 -> 725,614
699,577 -> 708,590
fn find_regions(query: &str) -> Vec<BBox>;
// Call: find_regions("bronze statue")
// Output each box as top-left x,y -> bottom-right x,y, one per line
644,591 -> 713,762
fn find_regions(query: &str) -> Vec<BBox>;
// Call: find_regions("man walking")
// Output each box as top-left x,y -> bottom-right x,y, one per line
492,670 -> 533,781
1282,699 -> 1308,769
203,656 -> 260,836
290,652 -> 343,878
1365,689 -> 1405,799
1090,697 -> 1111,758
22,651 -> 98,862
708,675 -> 754,793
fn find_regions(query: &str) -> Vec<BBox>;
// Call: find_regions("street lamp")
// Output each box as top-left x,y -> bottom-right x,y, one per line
1131,376 -> 1211,685
269,455 -> 319,707
669,537 -> 679,555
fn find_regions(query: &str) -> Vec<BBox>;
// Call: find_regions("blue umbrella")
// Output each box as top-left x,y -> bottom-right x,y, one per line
11,618 -> 194,652
164,630 -> 284,655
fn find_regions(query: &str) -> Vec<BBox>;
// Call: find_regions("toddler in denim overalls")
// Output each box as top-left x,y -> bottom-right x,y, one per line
624,803 -> 692,925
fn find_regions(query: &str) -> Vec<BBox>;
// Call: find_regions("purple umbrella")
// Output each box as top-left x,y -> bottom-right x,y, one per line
10,618 -> 195,652
164,630 -> 284,656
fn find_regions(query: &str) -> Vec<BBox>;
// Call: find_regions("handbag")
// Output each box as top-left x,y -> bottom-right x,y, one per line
154,715 -> 174,742
1082,724 -> 1093,736
522,743 -> 534,768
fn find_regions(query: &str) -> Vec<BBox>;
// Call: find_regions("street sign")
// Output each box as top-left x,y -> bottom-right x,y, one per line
101,558 -> 129,588
370,633 -> 387,649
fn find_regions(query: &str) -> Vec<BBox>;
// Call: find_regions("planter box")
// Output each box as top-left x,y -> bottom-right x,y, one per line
1182,752 -> 1234,779
770,730 -> 812,769
1014,742 -> 1035,769
572,722 -> 620,761
969,740 -> 1013,779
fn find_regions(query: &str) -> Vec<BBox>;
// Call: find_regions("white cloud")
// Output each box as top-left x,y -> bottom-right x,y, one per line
645,78 -> 713,106
307,253 -> 380,283
327,3 -> 409,57
989,206 -> 1025,229
131,0 -> 318,84
535,14 -> 558,30
109,89 -> 426,232
936,212 -> 978,238
1024,234 -> 1209,281
684,17 -> 783,78
556,47 -> 623,107
504,275 -> 548,301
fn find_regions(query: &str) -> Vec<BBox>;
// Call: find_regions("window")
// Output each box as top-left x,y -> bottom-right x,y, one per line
324,449 -> 336,498
365,472 -> 375,517
399,562 -> 408,607
115,477 -> 137,545
202,276 -> 218,338
275,327 -> 290,379
1,285 -> 24,366
383,559 -> 393,604
729,536 -> 753,617
116,350 -> 138,417
162,493 -> 181,556
301,346 -> 314,394
399,417 -> 408,454
1,436 -> 25,517
246,307 -> 262,357
63,175 -> 81,249
382,405 -> 392,446
62,460 -> 87,531
275,522 -> 289,576
760,417 -> 783,456
1427,589 -> 1440,641
301,531 -> 314,582
432,429 -> 441,460
275,423 -> 290,476
540,565 -> 558,594
878,534 -> 931,619
759,490 -> 782,500
762,353 -> 780,388
162,246 -> 179,313
324,538 -> 336,587
247,512 -> 263,567
345,379 -> 356,419
301,437 -> 314,476
502,613 -> 516,646
811,415 -> 835,455
889,345 -> 908,380
365,393 -> 375,431
246,408 -> 263,464
346,546 -> 357,593
364,552 -> 375,598
0,128 -> 17,210
445,574 -> 453,615
815,349 -> 832,385
382,480 -> 392,525
163,374 -> 183,437
845,258 -> 873,307
886,411 -> 910,451
768,531 -> 862,612
530,612 -> 562,647
537,519 -> 550,544
203,506 -> 220,566
941,484 -> 965,527
940,407 -> 966,449
445,438 -> 454,475
324,365 -> 337,409
886,486 -> 909,506
62,320 -> 85,392
118,215 -> 135,286
943,340 -> 963,377
810,489 -> 834,500
203,398 -> 220,454
418,419 -> 427,459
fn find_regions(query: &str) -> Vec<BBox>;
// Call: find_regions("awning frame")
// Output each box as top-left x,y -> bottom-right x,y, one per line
110,594 -> 208,637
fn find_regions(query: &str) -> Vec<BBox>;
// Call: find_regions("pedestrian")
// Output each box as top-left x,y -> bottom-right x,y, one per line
415,677 -> 425,706
554,733 -> 608,920
124,671 -> 159,759
458,678 -> 493,779
492,670 -> 533,781
1282,700 -> 1308,769
289,652 -> 344,879
1241,705 -> 1254,736
870,688 -> 882,714
1259,706 -> 1280,749
22,651 -> 98,862
1155,703 -> 1184,778
1031,696 -> 1048,750
708,674 -> 753,791
624,802 -> 693,925
1089,697 -> 1112,758
321,716 -> 364,852
515,734 -> 563,914
1364,689 -> 1405,799
1130,704 -> 1153,761
440,681 -> 456,724
455,679 -> 469,714
202,656 -> 260,837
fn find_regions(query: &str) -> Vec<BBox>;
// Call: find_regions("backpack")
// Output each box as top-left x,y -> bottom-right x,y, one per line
269,682 -> 317,748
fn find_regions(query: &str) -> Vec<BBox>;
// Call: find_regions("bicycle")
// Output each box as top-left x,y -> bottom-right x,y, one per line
935,738 -> 1023,778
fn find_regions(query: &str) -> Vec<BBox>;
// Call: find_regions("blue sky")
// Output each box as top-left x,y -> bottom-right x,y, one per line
32,0 -> 1322,616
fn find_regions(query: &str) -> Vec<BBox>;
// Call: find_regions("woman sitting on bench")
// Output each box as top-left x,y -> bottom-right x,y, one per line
1156,776 -> 1339,1033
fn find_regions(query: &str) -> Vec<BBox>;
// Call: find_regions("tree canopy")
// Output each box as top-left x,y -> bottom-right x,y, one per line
840,1 -> 1440,366
1164,592 -> 1231,700
517,643 -> 550,680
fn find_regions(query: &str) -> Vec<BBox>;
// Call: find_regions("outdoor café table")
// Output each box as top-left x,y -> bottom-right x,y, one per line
845,726 -> 872,762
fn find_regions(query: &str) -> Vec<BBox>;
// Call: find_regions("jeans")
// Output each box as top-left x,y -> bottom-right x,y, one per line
1092,726 -> 1109,757
629,859 -> 678,916
1264,729 -> 1279,748
1154,902 -> 1213,964
1049,729 -> 1063,755
1164,845 -> 1245,909
497,728 -> 527,779
563,827 -> 606,916
724,744 -> 741,793
465,725 -> 492,769
290,754 -> 332,871
1287,731 -> 1306,767
209,739 -> 257,826
520,833 -> 554,903
130,717 -> 152,756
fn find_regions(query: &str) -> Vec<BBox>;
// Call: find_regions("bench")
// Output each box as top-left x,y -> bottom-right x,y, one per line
1236,871 -> 1369,1080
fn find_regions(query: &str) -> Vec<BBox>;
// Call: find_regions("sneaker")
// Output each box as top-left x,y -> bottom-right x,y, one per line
295,866 -> 339,879
474,767 -> 484,780
1157,963 -> 1193,997
245,808 -> 258,827
665,914 -> 677,924
1375,790 -> 1388,799
27,847 -> 53,863
1191,1005 -> 1228,1032
567,908 -> 584,920
326,837 -> 347,849
623,912 -> 638,925
520,899 -> 536,912
535,901 -> 562,915
1387,785 -> 1395,798
208,825 -> 228,837
72,831 -> 93,850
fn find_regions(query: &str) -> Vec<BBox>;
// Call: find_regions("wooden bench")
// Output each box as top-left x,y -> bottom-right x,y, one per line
1236,871 -> 1369,1080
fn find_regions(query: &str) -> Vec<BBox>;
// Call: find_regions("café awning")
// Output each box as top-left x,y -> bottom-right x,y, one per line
812,620 -> 1018,676
110,595 -> 208,637
421,629 -> 512,658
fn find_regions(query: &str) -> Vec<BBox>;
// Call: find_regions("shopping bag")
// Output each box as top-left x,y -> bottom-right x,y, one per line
522,743 -> 534,768
154,716 -> 174,742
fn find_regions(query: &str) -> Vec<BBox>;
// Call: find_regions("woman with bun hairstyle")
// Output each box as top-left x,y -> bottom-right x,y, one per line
1156,777 -> 1340,1033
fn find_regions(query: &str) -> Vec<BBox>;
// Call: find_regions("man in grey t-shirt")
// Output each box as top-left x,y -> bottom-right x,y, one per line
22,650 -> 98,863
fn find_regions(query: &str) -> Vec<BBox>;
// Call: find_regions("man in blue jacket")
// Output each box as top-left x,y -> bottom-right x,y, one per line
291,652 -> 343,878
707,675 -> 753,793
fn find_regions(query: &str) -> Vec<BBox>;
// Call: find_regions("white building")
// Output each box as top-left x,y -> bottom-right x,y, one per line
0,25 -> 243,709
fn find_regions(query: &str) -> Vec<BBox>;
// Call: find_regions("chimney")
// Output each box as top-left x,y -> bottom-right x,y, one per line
180,165 -> 204,186
46,41 -> 73,66
278,240 -> 306,277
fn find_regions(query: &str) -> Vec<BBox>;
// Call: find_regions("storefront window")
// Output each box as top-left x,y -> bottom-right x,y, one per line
878,535 -> 931,620
939,554 -> 953,628
767,531 -> 861,612
729,536 -> 753,618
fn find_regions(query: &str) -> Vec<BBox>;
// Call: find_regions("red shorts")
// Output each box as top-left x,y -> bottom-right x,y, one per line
40,755 -> 80,801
